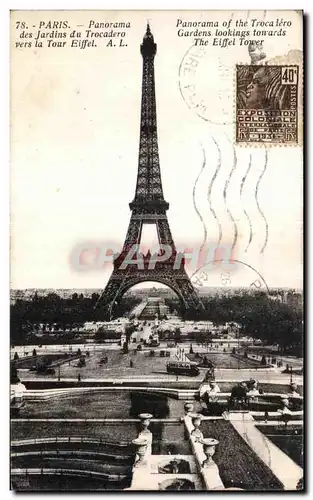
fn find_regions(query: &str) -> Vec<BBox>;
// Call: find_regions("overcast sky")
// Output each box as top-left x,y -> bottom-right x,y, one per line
10,10 -> 303,289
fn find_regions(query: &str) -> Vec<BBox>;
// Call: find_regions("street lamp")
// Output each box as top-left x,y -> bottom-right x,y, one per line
237,329 -> 240,371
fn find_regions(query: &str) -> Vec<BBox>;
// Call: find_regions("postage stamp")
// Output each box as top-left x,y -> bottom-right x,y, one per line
236,64 -> 299,145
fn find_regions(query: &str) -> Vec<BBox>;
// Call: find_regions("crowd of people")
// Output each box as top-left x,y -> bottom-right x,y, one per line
198,371 -> 301,413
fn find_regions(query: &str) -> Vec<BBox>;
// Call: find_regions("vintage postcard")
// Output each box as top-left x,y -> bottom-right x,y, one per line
10,10 -> 303,491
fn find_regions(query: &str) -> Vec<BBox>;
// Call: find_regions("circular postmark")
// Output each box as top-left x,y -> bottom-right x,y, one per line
191,259 -> 269,293
178,44 -> 237,126
179,42 -> 303,147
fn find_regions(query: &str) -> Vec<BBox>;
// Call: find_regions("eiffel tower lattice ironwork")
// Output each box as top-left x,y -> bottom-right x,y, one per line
98,24 -> 204,319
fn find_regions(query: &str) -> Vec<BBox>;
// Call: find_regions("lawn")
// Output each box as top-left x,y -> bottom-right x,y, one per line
18,350 -> 276,381
200,420 -> 283,490
17,390 -> 184,419
14,353 -> 78,369
19,350 -> 180,380
188,353 -> 262,369
256,425 -> 303,467
12,475 -> 129,492
11,420 -> 190,455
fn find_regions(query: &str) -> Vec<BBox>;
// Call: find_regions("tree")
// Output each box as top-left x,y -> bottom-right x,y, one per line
281,412 -> 291,428
10,362 -> 20,384
125,323 -> 136,344
91,292 -> 100,304
78,356 -> 86,367
35,358 -> 54,374
202,356 -> 209,367
122,342 -> 129,354
174,328 -> 181,344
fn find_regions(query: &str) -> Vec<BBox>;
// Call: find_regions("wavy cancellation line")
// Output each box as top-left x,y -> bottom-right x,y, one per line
240,154 -> 253,253
192,144 -> 208,253
207,137 -> 223,247
223,142 -> 239,251
255,149 -> 269,254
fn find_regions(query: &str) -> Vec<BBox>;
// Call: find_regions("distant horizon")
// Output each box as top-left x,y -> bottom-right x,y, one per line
10,286 -> 303,292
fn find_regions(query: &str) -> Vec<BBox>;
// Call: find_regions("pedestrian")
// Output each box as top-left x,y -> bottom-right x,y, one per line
247,379 -> 259,396
205,380 -> 221,402
229,382 -> 248,409
78,373 -> 81,382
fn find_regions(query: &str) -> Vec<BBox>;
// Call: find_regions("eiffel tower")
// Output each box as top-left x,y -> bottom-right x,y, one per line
97,24 -> 204,319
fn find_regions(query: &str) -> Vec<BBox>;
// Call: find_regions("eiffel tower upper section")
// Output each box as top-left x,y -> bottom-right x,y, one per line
97,24 -> 205,317
129,23 -> 169,214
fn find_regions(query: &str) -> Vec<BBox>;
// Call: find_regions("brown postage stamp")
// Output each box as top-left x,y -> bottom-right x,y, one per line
236,65 -> 299,145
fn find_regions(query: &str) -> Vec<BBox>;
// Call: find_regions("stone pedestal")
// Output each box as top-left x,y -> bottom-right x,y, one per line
132,437 -> 148,467
139,413 -> 153,430
200,438 -> 219,467
190,413 -> 203,442
184,401 -> 194,415
138,413 -> 153,454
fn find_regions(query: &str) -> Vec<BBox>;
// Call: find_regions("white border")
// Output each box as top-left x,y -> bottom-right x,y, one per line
2,1 -> 311,499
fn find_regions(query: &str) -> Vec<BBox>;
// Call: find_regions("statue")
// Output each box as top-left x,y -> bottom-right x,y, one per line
159,478 -> 195,490
158,458 -> 191,474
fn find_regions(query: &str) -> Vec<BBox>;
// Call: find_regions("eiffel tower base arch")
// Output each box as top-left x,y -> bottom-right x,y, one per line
98,266 -> 204,321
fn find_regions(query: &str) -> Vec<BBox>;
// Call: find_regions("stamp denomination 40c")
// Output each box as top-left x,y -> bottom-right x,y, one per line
236,64 -> 299,145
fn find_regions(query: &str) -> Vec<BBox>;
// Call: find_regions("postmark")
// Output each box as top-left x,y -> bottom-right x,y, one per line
179,41 -> 303,146
236,64 -> 299,145
191,259 -> 269,293
178,44 -> 235,126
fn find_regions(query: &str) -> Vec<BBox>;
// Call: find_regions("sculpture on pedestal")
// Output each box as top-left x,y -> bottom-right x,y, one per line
200,437 -> 219,468
184,401 -> 194,415
190,413 -> 204,442
132,437 -> 148,467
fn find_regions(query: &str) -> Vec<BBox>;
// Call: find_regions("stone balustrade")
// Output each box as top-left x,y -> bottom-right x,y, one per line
19,385 -> 304,403
129,412 -> 153,490
184,413 -> 224,490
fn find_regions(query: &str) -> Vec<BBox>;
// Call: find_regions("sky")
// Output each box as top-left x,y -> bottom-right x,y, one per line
10,10 -> 303,289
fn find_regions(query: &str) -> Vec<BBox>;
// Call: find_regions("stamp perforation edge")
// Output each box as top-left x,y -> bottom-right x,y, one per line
234,62 -> 303,148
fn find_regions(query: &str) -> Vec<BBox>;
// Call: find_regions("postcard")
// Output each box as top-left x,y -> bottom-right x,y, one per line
10,10 -> 303,491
